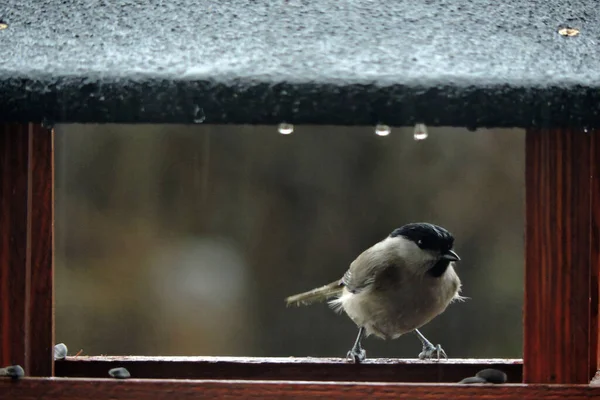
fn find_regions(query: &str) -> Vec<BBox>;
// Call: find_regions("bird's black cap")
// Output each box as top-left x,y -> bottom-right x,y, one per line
390,222 -> 455,254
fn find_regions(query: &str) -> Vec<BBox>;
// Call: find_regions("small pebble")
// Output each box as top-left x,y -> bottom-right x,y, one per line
459,376 -> 487,384
108,367 -> 131,379
0,365 -> 25,379
476,368 -> 508,384
54,343 -> 68,360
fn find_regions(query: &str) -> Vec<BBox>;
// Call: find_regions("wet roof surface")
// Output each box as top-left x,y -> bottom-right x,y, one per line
1,0 -> 599,126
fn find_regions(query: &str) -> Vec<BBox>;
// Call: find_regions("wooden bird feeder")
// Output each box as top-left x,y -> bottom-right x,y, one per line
1,0 -> 600,398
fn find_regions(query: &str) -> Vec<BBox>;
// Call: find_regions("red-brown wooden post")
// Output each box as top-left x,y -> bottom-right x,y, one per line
28,124 -> 55,376
0,124 -> 30,371
0,123 -> 54,376
2,379 -> 600,399
524,128 -> 597,383
591,131 -> 600,380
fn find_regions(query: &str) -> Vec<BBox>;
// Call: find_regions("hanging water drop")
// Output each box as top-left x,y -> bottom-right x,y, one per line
278,123 -> 294,135
193,106 -> 206,124
374,124 -> 391,136
413,123 -> 428,140
41,118 -> 55,130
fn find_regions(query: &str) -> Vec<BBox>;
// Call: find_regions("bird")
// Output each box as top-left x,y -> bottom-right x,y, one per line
285,222 -> 464,362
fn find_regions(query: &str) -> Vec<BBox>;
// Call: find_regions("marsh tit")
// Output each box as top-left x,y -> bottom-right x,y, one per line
285,222 -> 464,362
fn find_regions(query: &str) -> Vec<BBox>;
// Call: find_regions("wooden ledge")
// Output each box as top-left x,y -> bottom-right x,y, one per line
55,356 -> 522,383
1,378 -> 599,400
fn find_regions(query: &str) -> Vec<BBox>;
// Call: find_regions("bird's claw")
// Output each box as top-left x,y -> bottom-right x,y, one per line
418,343 -> 447,360
346,348 -> 366,363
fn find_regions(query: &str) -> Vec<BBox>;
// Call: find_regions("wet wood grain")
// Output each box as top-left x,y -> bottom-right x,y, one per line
0,124 -> 30,370
590,130 -> 600,381
2,378 -> 600,400
55,356 -> 522,383
524,128 -> 595,383
0,124 -> 54,376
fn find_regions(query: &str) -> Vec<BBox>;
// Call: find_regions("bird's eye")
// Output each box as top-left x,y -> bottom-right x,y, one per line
417,239 -> 424,247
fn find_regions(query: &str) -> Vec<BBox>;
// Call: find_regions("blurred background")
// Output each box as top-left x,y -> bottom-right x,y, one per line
54,124 -> 524,359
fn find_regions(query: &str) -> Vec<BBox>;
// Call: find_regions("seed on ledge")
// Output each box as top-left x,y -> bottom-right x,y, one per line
0,365 -> 25,379
108,367 -> 131,379
54,343 -> 68,360
458,376 -> 487,384
476,368 -> 508,384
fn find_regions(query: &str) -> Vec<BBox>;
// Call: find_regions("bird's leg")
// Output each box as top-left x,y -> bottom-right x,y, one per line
413,329 -> 447,360
346,326 -> 367,363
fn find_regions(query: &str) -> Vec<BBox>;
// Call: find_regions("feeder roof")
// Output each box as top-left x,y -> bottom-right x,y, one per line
1,0 -> 599,127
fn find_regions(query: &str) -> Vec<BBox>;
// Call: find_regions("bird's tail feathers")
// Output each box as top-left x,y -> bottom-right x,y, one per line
285,280 -> 343,307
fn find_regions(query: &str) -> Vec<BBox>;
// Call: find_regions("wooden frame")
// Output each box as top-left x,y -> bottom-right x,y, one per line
54,356 -> 522,382
2,124 -> 600,397
2,378 -> 600,399
524,128 -> 600,383
1,123 -> 54,377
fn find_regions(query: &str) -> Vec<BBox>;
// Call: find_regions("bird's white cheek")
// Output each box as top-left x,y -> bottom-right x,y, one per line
404,249 -> 439,269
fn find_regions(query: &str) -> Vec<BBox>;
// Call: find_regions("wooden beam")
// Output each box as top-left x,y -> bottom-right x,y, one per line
0,124 -> 29,370
2,378 -> 600,400
524,128 -> 595,383
591,130 -> 600,381
27,124 -> 55,376
0,124 -> 54,376
54,356 -> 522,383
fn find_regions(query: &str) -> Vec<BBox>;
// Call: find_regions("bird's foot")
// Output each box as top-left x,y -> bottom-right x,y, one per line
418,343 -> 447,360
346,348 -> 366,363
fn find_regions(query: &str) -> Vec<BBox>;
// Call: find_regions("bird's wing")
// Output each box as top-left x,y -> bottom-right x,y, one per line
341,248 -> 404,294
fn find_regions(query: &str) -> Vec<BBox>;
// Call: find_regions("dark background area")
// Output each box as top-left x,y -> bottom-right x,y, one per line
54,125 -> 524,359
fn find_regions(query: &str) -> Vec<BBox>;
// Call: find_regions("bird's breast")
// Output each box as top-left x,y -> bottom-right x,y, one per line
340,267 -> 461,340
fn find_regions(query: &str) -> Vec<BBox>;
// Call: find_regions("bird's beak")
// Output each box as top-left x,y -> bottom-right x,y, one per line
441,249 -> 460,261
